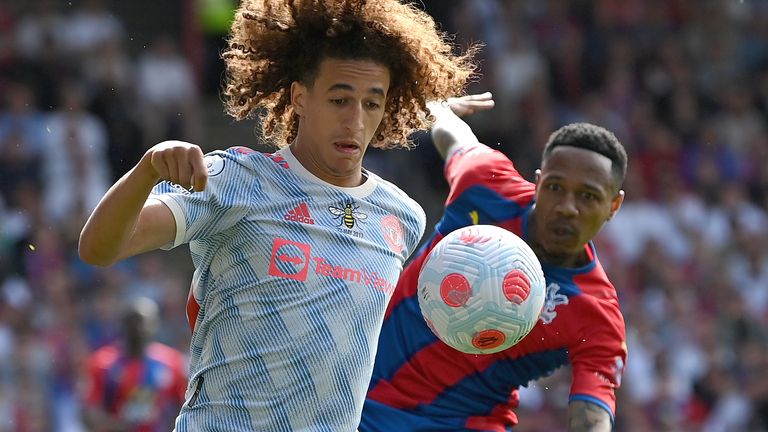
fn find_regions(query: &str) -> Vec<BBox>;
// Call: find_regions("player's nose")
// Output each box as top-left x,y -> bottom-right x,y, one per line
554,193 -> 578,217
342,102 -> 365,133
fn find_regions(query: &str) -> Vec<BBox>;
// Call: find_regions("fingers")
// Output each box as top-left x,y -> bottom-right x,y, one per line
165,151 -> 180,186
469,98 -> 495,111
429,92 -> 495,119
464,92 -> 495,106
459,93 -> 495,114
465,92 -> 493,101
190,149 -> 208,192
150,141 -> 208,192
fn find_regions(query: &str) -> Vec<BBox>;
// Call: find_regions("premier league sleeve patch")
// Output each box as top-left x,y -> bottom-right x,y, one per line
205,154 -> 225,176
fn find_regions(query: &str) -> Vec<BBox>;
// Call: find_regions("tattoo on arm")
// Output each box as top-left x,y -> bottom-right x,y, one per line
568,400 -> 612,432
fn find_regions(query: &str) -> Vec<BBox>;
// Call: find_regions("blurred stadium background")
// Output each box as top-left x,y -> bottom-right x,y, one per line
0,0 -> 767,430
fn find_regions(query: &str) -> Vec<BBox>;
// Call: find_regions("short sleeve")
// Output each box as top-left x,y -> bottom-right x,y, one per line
149,151 -> 255,249
567,298 -> 627,419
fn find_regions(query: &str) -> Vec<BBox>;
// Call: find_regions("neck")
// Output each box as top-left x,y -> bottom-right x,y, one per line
289,139 -> 363,187
125,340 -> 147,358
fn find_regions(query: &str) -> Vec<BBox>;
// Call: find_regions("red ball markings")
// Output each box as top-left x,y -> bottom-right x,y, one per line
440,273 -> 471,307
472,329 -> 506,350
502,269 -> 531,305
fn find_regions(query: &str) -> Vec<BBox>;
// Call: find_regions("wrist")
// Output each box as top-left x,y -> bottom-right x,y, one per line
134,153 -> 162,186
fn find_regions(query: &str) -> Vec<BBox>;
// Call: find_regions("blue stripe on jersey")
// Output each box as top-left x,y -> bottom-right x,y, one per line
570,394 -> 614,422
438,185 -> 529,234
360,399 -> 469,432
427,350 -> 569,417
369,295 -> 439,390
371,292 -> 571,396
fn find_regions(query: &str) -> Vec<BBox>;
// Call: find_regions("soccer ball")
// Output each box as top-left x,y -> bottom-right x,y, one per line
417,225 -> 546,354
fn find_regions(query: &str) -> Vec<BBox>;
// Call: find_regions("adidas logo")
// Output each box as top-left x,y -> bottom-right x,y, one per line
284,202 -> 315,225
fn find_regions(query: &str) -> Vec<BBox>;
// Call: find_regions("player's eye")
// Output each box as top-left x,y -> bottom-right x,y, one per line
546,183 -> 562,192
330,98 -> 346,105
580,191 -> 597,201
365,101 -> 381,110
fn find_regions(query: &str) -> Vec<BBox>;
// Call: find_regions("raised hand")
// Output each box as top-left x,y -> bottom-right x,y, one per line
146,140 -> 208,192
445,92 -> 495,117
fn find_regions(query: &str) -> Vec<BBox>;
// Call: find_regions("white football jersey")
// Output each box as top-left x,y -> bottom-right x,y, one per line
150,146 -> 425,431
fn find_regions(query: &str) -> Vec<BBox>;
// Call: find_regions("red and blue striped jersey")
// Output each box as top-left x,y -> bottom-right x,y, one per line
362,145 -> 627,431
84,342 -> 188,431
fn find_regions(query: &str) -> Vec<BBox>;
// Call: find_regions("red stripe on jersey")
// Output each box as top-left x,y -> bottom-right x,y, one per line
444,146 -> 534,207
186,283 -> 201,333
368,341 -> 499,409
465,393 -> 520,431
496,218 -> 524,239
573,261 -> 618,302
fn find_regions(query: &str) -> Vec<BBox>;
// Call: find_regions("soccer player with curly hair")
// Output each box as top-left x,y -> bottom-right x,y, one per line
79,1 -> 476,430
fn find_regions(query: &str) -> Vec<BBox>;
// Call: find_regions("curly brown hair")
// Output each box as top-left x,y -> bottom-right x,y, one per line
222,0 -> 477,149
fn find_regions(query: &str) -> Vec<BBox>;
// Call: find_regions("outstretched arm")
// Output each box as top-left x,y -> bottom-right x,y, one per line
568,400 -> 613,432
79,140 -> 209,266
427,92 -> 495,160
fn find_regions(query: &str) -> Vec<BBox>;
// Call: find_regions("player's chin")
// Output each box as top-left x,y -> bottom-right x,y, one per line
329,156 -> 363,173
542,239 -> 581,259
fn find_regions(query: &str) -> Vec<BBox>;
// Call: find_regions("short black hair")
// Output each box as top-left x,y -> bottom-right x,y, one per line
542,123 -> 627,190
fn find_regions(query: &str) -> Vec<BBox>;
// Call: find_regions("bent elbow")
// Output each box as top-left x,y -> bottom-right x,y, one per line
78,236 -> 117,267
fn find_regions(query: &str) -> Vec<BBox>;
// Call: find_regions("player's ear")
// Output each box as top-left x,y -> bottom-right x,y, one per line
607,190 -> 625,221
291,81 -> 307,117
534,169 -> 542,184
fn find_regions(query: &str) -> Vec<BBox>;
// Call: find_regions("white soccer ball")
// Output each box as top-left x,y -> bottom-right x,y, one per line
417,225 -> 546,354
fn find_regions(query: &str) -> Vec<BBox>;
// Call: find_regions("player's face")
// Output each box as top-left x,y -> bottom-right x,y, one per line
290,58 -> 390,187
532,146 -> 624,265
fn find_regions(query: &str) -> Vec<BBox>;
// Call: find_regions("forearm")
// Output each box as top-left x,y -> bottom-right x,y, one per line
428,103 -> 479,160
79,154 -> 160,266
568,400 -> 613,432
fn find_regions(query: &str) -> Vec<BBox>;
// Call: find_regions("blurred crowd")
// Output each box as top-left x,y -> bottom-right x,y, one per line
0,0 -> 766,431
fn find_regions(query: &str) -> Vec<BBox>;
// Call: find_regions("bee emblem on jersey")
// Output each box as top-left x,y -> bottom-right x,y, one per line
328,202 -> 368,229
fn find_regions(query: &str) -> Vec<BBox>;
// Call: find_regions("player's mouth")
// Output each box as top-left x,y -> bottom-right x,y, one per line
549,222 -> 578,241
333,140 -> 361,154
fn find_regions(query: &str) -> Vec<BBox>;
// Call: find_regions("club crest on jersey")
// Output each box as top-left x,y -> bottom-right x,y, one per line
380,215 -> 404,254
540,282 -> 569,324
204,154 -> 225,176
328,202 -> 367,238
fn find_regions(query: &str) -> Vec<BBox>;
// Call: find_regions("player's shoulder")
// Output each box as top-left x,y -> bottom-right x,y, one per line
446,142 -> 526,185
209,146 -> 268,164
88,344 -> 121,368
367,170 -> 425,216
578,256 -> 620,302
203,146 -> 287,176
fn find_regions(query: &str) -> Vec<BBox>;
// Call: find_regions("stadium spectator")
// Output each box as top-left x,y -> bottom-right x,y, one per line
81,296 -> 187,432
